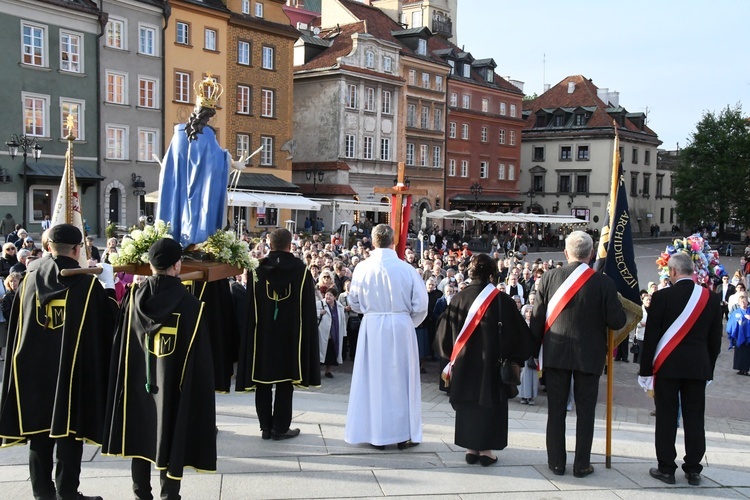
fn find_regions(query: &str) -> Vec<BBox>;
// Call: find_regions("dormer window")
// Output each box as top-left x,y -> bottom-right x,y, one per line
416,39 -> 427,56
486,69 -> 494,83
574,113 -> 588,126
462,63 -> 470,78
447,60 -> 455,74
365,50 -> 374,68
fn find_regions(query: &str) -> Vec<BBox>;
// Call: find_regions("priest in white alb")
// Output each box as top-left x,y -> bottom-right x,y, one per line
345,224 -> 428,449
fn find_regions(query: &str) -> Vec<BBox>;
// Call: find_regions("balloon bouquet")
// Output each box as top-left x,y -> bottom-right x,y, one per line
656,233 -> 724,289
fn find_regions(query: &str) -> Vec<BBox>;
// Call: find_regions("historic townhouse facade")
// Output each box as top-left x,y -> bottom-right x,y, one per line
521,75 -> 665,233
100,0 -> 164,229
0,0 -> 105,235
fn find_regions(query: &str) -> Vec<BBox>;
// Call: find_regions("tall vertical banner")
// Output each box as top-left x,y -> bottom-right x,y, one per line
390,194 -> 411,259
50,116 -> 89,267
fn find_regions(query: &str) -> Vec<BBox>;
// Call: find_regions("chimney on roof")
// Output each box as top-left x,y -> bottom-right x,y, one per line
543,83 -> 551,93
508,79 -> 524,92
597,88 -> 609,103
567,82 -> 575,94
609,91 -> 620,107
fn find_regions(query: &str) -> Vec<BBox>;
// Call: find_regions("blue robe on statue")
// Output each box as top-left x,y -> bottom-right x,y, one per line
157,124 -> 231,247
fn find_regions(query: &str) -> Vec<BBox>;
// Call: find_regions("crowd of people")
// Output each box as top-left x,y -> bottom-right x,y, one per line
0,218 -> 738,498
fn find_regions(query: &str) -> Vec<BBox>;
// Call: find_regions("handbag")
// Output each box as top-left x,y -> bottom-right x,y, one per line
630,343 -> 640,355
496,296 -> 521,399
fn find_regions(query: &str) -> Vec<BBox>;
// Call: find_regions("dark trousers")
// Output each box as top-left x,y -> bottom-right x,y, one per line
614,338 -> 629,361
255,381 -> 294,433
545,368 -> 599,471
132,458 -> 181,500
29,434 -> 83,500
654,377 -> 706,474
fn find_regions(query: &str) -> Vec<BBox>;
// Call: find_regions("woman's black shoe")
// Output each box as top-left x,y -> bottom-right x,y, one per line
479,455 -> 498,467
465,453 -> 479,465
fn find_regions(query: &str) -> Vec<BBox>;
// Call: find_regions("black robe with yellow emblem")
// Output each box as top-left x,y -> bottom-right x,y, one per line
0,256 -> 118,446
236,251 -> 320,390
102,275 -> 216,478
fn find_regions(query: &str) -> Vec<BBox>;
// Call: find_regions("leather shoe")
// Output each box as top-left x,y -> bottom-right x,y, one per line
272,428 -> 301,440
685,472 -> 702,485
325,372 -> 334,378
77,494 -> 104,500
573,465 -> 594,478
465,453 -> 479,465
261,429 -> 271,440
370,444 -> 385,451
549,465 -> 565,476
397,440 -> 419,450
479,455 -> 498,467
649,467 -> 675,484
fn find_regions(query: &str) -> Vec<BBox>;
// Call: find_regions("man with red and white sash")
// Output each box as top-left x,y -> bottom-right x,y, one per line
639,252 -> 721,486
530,231 -> 625,478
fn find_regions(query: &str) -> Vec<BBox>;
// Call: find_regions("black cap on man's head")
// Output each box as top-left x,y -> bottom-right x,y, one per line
148,238 -> 182,270
48,224 -> 82,245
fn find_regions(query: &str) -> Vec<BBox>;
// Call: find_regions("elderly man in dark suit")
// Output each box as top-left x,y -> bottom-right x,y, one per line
530,231 -> 626,478
639,252 -> 721,486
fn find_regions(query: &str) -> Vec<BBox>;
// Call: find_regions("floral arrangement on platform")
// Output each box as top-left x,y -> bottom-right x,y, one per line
656,233 -> 724,285
198,229 -> 258,271
111,220 -> 172,266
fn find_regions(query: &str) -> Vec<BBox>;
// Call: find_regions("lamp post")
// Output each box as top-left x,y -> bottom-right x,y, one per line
132,173 -> 147,222
567,194 -> 575,210
469,182 -> 482,236
525,188 -> 536,213
6,134 -> 42,226
306,168 -> 325,233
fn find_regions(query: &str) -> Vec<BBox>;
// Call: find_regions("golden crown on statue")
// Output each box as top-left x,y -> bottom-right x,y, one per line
194,74 -> 224,109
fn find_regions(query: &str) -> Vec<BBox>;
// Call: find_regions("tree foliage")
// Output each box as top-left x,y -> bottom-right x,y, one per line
674,104 -> 750,233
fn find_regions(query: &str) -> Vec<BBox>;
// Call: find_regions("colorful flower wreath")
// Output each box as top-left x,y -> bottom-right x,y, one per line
656,233 -> 724,286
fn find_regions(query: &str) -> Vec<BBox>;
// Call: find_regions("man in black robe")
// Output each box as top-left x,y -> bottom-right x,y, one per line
236,228 -> 320,440
102,237 -> 216,500
0,224 -> 118,500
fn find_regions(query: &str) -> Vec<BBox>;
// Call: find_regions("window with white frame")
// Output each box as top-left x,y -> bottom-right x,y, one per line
106,71 -> 127,104
106,17 -> 126,49
205,29 -> 217,51
237,133 -> 249,158
449,122 -> 456,138
138,77 -> 158,108
363,136 -> 373,160
481,98 -> 489,112
461,123 -> 469,140
261,45 -> 274,69
380,138 -> 390,161
176,22 -> 189,45
346,84 -> 358,109
238,40 -> 250,65
434,108 -> 442,131
419,145 -> 428,166
406,143 -> 415,165
499,129 -> 506,144
447,59 -> 455,74
138,128 -> 158,162
261,88 -> 274,117
345,135 -> 356,158
432,146 -> 441,167
500,102 -> 506,115
462,64 -> 470,78
448,159 -> 456,177
106,125 -> 128,160
509,164 -> 515,180
462,94 -> 470,109
509,130 -> 516,145
417,38 -> 427,55
421,106 -> 429,129
365,50 -> 374,68
255,2 -> 264,17
481,126 -> 488,142
435,75 -> 443,92
449,92 -> 457,107
480,161 -> 488,179
260,136 -> 273,165
237,85 -> 251,114
242,0 -> 250,14
138,24 -> 157,56
412,10 -> 423,27
510,104 -> 516,117
577,145 -> 590,160
408,70 -> 416,86
422,72 -> 430,89
498,163 -> 505,180
60,98 -> 83,139
22,22 -> 46,67
175,71 -> 190,103
383,56 -> 392,73
60,31 -> 82,73
364,87 -> 375,112
381,90 -> 392,114
407,104 -> 416,127
460,160 -> 468,177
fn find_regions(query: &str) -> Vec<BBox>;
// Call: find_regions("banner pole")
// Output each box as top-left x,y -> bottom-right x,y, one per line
606,328 -> 614,468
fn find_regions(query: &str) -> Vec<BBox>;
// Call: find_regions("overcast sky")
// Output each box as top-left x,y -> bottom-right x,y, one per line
456,0 -> 750,150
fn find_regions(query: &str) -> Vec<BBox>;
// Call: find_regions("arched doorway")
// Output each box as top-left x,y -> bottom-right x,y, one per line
109,189 -> 120,223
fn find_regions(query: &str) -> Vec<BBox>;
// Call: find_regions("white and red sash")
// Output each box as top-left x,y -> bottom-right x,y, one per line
538,263 -> 595,370
441,284 -> 498,385
652,284 -> 709,373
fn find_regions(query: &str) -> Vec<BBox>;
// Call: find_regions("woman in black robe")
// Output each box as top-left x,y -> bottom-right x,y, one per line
437,253 -> 533,466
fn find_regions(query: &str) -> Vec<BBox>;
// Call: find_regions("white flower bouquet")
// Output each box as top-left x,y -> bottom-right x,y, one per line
112,220 -> 172,266
198,230 -> 258,271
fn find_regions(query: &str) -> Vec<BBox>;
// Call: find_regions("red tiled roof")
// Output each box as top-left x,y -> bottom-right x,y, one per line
296,21 -> 363,71
522,75 -> 657,136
